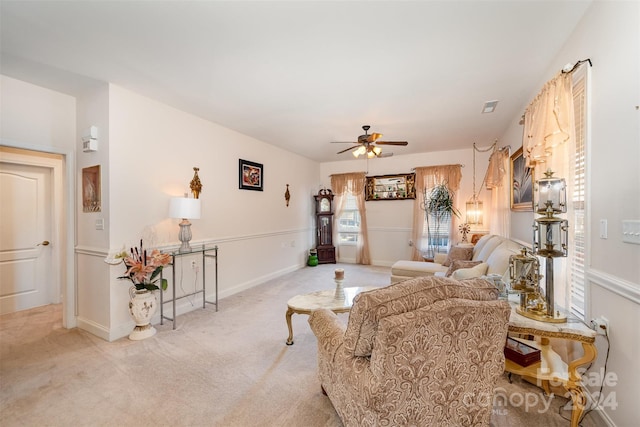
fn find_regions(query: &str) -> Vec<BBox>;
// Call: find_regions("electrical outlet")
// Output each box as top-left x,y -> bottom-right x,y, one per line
591,316 -> 609,335
191,260 -> 197,269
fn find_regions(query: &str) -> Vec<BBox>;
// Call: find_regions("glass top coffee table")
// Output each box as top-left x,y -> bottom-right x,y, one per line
285,286 -> 377,345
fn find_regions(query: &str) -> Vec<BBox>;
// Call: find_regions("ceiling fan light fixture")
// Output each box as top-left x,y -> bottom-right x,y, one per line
335,126 -> 407,159
353,146 -> 366,157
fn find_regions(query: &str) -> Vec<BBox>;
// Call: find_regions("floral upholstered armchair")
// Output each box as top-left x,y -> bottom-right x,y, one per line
308,276 -> 510,427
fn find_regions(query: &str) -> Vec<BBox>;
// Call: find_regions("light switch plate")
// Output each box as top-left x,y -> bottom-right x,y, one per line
95,218 -> 104,230
622,220 -> 640,244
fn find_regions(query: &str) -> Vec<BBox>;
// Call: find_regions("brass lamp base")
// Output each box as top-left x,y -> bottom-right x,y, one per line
516,307 -> 567,323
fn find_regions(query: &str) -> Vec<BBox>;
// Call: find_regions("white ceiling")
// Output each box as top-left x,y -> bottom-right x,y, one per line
0,1 -> 592,162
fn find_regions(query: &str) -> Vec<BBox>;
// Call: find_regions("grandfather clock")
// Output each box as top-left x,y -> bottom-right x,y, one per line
314,189 -> 336,264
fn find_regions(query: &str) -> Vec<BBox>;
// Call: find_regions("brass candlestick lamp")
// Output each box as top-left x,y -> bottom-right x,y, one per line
509,170 -> 569,323
509,247 -> 545,318
531,170 -> 568,322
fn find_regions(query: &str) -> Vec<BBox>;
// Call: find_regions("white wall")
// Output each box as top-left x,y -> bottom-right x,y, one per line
75,83 -> 112,338
1,76 -> 321,341
320,147 -> 493,265
0,75 -> 76,150
0,75 -> 77,329
500,2 -> 640,425
105,85 -> 320,338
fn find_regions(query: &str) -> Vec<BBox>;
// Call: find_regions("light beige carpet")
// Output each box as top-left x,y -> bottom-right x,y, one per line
0,264 -> 603,426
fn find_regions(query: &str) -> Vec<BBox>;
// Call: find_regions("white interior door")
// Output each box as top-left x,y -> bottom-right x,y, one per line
0,161 -> 53,314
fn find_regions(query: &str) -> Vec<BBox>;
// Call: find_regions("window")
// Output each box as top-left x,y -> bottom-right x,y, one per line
421,186 -> 453,256
422,216 -> 452,254
569,68 -> 588,320
337,194 -> 361,245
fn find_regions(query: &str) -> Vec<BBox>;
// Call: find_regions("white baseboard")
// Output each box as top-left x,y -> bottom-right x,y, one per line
217,263 -> 303,299
78,263 -> 305,342
371,260 -> 396,267
76,317 -> 111,341
591,408 -> 617,427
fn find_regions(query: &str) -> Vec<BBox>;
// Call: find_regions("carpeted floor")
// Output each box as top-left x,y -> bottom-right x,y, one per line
0,263 -> 603,426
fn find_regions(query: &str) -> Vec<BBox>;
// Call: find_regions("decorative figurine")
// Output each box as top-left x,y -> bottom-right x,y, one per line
285,184 -> 290,207
459,223 -> 471,243
190,167 -> 202,199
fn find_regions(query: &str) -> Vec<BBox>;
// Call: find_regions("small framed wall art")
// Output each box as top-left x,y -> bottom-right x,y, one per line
510,147 -> 533,212
82,165 -> 101,212
239,159 -> 264,191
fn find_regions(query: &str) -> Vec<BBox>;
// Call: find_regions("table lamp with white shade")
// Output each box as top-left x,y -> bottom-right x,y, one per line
169,196 -> 201,252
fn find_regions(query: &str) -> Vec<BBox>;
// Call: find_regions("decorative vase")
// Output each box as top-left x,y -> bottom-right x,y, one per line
128,287 -> 157,340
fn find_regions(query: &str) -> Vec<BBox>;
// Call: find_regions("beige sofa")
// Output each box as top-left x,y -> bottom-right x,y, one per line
390,234 -> 524,283
308,276 -> 511,427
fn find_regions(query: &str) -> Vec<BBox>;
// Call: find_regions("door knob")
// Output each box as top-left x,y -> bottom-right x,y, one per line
38,241 -> 50,246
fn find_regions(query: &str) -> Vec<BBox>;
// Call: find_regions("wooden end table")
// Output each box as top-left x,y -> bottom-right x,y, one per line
285,286 -> 377,345
505,297 -> 597,427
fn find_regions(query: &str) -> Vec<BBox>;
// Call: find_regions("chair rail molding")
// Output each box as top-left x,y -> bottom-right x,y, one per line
587,268 -> 640,305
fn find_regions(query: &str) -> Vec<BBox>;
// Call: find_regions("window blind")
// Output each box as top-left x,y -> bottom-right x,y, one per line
569,69 -> 587,319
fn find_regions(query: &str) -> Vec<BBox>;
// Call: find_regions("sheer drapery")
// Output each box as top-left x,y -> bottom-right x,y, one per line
411,165 -> 462,261
520,68 -> 579,311
522,72 -> 575,168
330,172 -> 371,265
484,148 -> 507,189
485,148 -> 510,237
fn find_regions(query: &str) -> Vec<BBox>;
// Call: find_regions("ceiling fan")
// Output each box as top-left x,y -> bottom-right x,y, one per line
332,125 -> 408,158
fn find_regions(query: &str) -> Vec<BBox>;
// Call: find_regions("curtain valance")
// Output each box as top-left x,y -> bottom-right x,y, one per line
522,72 -> 574,167
330,172 -> 367,195
413,165 -> 462,192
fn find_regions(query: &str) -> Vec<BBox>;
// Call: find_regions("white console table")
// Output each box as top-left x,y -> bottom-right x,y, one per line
160,245 -> 218,329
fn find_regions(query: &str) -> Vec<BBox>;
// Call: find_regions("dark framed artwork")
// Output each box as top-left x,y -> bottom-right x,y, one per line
239,159 -> 264,191
82,165 -> 101,212
510,147 -> 533,212
365,173 -> 416,201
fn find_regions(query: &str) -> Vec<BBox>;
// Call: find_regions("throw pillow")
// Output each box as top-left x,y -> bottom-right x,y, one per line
442,246 -> 473,267
451,262 -> 489,280
446,260 -> 483,277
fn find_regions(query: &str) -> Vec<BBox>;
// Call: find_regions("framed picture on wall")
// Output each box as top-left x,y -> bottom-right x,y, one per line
82,165 -> 101,212
510,148 -> 533,212
239,159 -> 264,191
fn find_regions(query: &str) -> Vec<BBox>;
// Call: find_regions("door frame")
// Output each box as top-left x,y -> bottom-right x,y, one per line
0,141 -> 76,328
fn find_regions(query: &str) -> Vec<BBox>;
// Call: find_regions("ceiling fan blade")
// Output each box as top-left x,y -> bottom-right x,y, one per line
366,133 -> 383,143
377,152 -> 394,158
336,145 -> 359,154
375,141 -> 408,146
331,141 -> 358,144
